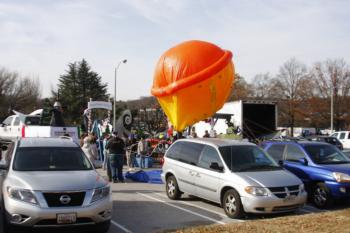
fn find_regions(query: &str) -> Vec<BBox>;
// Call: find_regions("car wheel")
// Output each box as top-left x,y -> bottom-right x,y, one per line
0,199 -> 9,233
93,220 -> 111,233
166,175 -> 181,200
313,183 -> 333,208
223,189 -> 244,219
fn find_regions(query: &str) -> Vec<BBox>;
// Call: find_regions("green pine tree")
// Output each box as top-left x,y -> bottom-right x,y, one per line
56,59 -> 109,125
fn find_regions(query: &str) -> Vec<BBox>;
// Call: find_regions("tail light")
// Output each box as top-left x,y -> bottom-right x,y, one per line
21,125 -> 26,137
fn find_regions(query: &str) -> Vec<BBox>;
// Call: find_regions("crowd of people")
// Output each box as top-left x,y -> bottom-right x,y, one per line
78,126 -> 223,183
79,132 -> 151,183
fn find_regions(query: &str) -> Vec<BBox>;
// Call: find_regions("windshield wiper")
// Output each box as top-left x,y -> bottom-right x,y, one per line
318,161 -> 350,164
237,164 -> 281,172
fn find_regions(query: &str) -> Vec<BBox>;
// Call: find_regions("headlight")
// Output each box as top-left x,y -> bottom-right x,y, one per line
244,186 -> 268,196
299,183 -> 305,193
91,186 -> 110,203
7,187 -> 38,205
333,172 -> 350,183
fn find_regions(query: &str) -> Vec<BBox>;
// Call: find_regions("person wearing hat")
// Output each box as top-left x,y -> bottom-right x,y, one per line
50,101 -> 65,127
105,131 -> 125,183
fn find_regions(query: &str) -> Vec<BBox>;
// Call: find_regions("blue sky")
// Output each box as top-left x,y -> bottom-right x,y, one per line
0,0 -> 349,100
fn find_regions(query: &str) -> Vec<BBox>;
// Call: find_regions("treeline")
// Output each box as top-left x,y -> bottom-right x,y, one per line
1,58 -> 349,132
228,58 -> 350,132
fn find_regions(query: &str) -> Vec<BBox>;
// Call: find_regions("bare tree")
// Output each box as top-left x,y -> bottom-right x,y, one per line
311,59 -> 350,130
228,74 -> 253,101
273,58 -> 309,136
251,73 -> 280,99
0,68 -> 41,118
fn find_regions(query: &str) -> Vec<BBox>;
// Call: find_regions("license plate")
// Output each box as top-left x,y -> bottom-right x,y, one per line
284,195 -> 296,202
57,213 -> 77,224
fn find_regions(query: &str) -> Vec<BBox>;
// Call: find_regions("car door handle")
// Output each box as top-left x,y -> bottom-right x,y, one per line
189,171 -> 195,176
195,172 -> 201,177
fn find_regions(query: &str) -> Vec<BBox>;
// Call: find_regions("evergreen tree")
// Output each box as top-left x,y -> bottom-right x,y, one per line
56,59 -> 108,124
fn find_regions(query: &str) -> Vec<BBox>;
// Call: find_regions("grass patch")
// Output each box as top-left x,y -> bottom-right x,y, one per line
170,208 -> 350,233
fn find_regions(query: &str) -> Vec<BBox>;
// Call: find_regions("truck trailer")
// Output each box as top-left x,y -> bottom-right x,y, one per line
193,100 -> 277,140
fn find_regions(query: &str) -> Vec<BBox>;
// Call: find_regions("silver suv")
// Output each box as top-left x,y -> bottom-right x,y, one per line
0,137 -> 112,232
161,138 -> 307,218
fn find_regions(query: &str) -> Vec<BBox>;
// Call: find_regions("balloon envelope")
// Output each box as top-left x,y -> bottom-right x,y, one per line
151,40 -> 235,131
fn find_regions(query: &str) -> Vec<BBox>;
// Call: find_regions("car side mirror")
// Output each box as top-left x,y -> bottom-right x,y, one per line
1,145 -> 8,151
278,160 -> 284,166
298,158 -> 308,166
210,162 -> 223,172
0,164 -> 8,170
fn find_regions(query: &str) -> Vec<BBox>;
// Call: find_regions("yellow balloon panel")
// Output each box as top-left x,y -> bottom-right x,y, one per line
158,62 -> 234,131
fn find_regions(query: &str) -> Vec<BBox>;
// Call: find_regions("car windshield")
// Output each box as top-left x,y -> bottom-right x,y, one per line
219,145 -> 281,172
13,147 -> 93,171
303,144 -> 350,164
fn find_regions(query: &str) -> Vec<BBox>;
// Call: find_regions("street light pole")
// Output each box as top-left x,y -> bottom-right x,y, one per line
331,86 -> 334,133
113,59 -> 127,132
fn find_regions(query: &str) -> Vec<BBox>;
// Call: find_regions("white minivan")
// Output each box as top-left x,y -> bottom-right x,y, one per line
161,138 -> 307,218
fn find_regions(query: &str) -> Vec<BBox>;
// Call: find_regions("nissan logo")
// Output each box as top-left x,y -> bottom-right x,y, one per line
59,195 -> 71,205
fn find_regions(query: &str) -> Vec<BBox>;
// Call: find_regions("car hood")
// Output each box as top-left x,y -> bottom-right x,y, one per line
238,170 -> 302,187
6,170 -> 108,191
318,163 -> 350,174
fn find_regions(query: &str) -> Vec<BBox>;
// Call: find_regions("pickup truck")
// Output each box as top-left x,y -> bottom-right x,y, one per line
331,131 -> 350,149
0,114 -> 79,143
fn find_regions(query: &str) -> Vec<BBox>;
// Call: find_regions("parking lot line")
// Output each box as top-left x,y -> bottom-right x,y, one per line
137,192 -> 226,225
111,220 -> 134,233
152,192 -> 245,222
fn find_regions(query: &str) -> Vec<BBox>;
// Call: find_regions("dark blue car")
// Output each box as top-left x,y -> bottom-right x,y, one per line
261,141 -> 350,208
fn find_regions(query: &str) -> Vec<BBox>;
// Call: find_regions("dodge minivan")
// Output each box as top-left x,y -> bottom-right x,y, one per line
161,138 -> 307,218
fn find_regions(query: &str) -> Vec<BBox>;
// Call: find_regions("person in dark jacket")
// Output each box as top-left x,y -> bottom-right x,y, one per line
105,131 -> 125,183
50,101 -> 65,127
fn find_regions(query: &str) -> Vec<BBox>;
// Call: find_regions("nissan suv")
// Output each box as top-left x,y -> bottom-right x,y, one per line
262,140 -> 350,208
161,138 -> 306,219
0,137 -> 112,232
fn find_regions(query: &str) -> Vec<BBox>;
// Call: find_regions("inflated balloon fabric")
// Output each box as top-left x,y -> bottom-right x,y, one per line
151,40 -> 235,131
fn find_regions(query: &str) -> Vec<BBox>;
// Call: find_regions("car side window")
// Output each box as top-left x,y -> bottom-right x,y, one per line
13,117 -> 20,126
166,142 -> 183,160
348,133 -> 350,139
166,141 -> 204,166
285,144 -> 305,161
3,116 -> 13,126
198,145 -> 223,170
331,133 -> 338,138
266,144 -> 285,162
340,133 -> 346,139
180,142 -> 204,165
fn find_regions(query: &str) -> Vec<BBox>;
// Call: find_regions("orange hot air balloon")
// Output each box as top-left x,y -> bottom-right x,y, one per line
151,40 -> 235,131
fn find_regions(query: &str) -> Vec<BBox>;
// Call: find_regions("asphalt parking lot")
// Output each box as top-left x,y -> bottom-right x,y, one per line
3,166 -> 350,233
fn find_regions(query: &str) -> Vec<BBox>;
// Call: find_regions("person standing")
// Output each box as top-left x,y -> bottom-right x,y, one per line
137,137 -> 149,168
50,101 -> 65,127
106,131 -> 125,183
81,134 -> 97,167
203,130 -> 210,138
126,137 -> 137,171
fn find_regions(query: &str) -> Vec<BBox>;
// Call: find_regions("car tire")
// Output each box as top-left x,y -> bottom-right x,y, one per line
222,189 -> 244,219
166,175 -> 181,200
0,199 -> 9,233
93,220 -> 111,233
312,182 -> 333,209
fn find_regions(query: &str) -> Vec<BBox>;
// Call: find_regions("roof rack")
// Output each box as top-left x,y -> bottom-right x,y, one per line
268,136 -> 308,143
